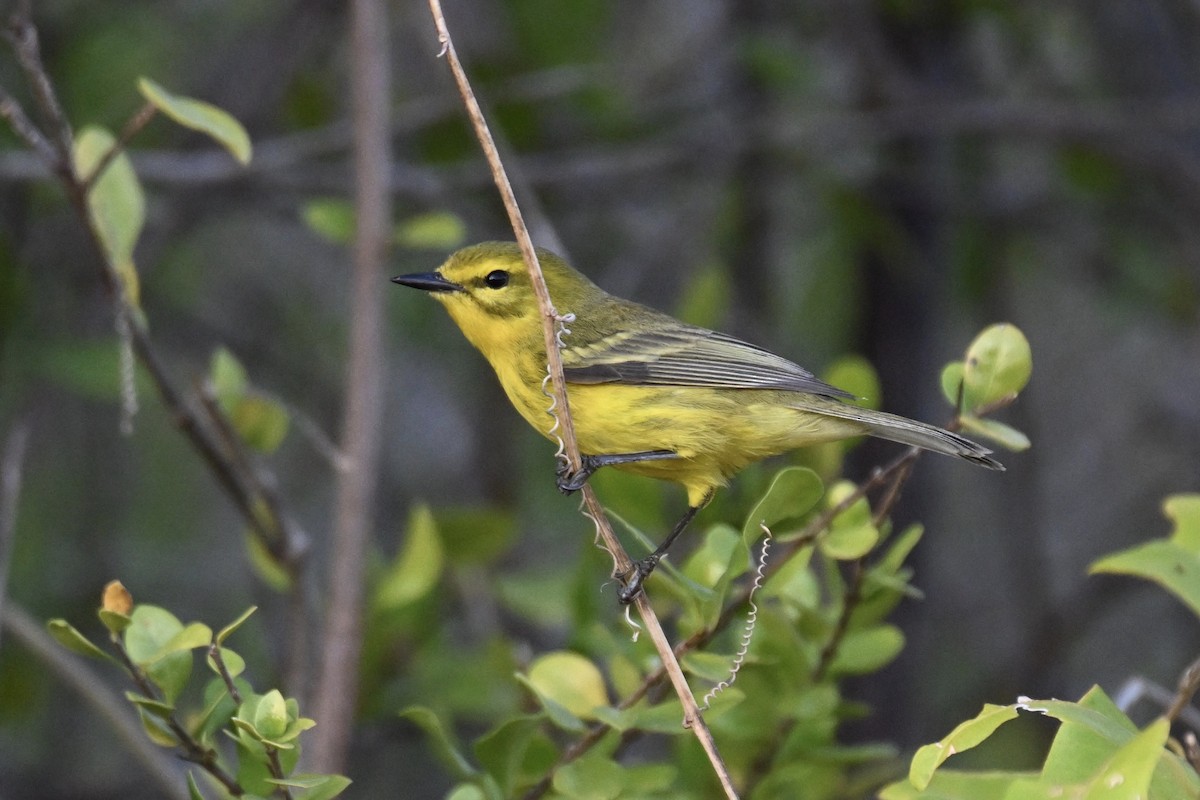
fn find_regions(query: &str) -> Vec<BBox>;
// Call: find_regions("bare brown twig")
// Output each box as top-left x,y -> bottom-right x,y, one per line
425,1 -> 738,796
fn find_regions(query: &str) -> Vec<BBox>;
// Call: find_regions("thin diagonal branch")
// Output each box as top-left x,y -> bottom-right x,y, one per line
426,3 -> 737,796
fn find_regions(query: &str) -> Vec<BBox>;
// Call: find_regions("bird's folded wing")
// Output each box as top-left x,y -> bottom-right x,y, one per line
561,323 -> 853,399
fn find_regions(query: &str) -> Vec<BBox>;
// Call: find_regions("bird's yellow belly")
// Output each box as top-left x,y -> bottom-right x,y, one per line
500,376 -> 864,506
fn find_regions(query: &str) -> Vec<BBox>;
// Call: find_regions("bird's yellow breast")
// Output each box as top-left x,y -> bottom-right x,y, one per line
491,358 -> 861,506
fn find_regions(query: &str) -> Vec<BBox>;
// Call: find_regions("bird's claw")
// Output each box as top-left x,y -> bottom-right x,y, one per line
555,457 -> 595,494
617,555 -> 661,604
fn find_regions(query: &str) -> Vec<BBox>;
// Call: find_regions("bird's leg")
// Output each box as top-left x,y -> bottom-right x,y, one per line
555,450 -> 678,494
617,502 -> 704,604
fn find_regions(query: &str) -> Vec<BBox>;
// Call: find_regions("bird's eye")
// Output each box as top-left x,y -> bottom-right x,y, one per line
484,270 -> 510,289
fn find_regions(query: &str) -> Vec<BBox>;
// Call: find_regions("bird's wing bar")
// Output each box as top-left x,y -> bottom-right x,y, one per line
561,325 -> 854,399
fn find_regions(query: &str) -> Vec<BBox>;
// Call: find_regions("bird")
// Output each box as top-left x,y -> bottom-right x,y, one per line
393,241 -> 1002,601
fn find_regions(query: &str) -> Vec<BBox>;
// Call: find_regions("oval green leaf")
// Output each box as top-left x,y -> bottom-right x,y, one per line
526,651 -> 608,721
138,77 -> 251,165
961,323 -> 1032,411
74,126 -> 145,305
908,703 -> 1020,789
375,504 -> 444,611
394,211 -> 466,250
253,689 -> 289,740
47,619 -> 110,661
742,466 -> 824,544
958,415 -> 1031,452
125,605 -> 184,664
216,606 -> 257,645
826,624 -> 905,676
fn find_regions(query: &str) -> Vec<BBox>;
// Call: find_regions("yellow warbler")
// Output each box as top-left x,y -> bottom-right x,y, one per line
394,242 -> 1001,600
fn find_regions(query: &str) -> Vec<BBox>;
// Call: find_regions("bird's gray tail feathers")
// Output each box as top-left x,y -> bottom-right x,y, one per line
803,401 -> 1005,471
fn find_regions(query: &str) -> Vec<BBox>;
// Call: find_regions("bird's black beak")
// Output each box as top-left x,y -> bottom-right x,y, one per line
391,272 -> 464,293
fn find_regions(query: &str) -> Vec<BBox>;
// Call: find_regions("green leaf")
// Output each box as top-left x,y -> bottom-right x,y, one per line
125,605 -> 184,664
741,466 -> 824,544
940,361 -> 965,408
73,126 -> 145,306
1075,717 -> 1167,798
552,754 -> 625,800
210,348 -> 248,405
187,771 -> 206,800
246,532 -> 292,592
125,691 -> 175,718
138,77 -> 252,165
1040,686 -> 1136,783
394,211 -> 467,250
302,198 -> 355,245
375,503 -> 444,610
826,624 -> 905,676
525,651 -> 608,721
268,774 -> 351,800
98,609 -> 132,635
1090,494 -> 1200,618
207,646 -> 245,679
399,706 -> 477,780
961,323 -> 1032,411
47,619 -> 111,661
908,703 -> 1020,789
149,621 -> 213,662
138,706 -> 181,747
823,355 -> 882,410
216,606 -> 257,645
820,518 -> 878,560
474,715 -> 543,797
228,394 -> 290,454
958,414 -> 1031,451
881,769 -> 1032,800
146,651 -> 193,706
252,689 -> 289,740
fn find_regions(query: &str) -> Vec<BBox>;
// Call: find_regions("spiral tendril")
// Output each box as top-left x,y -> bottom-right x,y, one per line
699,522 -> 773,711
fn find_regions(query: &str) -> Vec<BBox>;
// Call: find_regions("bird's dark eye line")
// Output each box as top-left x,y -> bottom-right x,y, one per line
484,270 -> 510,289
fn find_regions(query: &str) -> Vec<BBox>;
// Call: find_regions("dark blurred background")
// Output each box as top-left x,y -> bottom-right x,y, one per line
1,0 -> 1199,797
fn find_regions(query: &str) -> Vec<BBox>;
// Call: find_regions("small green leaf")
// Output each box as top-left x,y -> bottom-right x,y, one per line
137,706 -> 181,747
1075,717 -> 1168,799
216,606 -> 257,645
210,348 -> 248,405
228,394 -> 290,453
961,323 -> 1032,411
399,706 -> 477,779
375,503 -> 444,610
187,771 -> 206,800
147,651 -> 193,705
820,519 -> 878,560
246,532 -> 292,592
207,646 -> 245,679
1091,494 -> 1200,618
125,692 -> 175,719
959,414 -> 1031,451
302,198 -> 355,245
394,211 -> 466,250
940,361 -> 965,407
474,715 -> 543,797
823,355 -> 882,410
47,619 -> 110,661
826,625 -> 905,676
74,126 -> 145,306
908,703 -> 1021,789
98,609 -> 133,634
552,753 -> 625,800
253,689 -> 289,740
125,606 -> 185,664
138,77 -> 252,165
525,651 -> 608,721
150,622 -> 213,661
267,775 -> 351,800
742,466 -> 824,544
